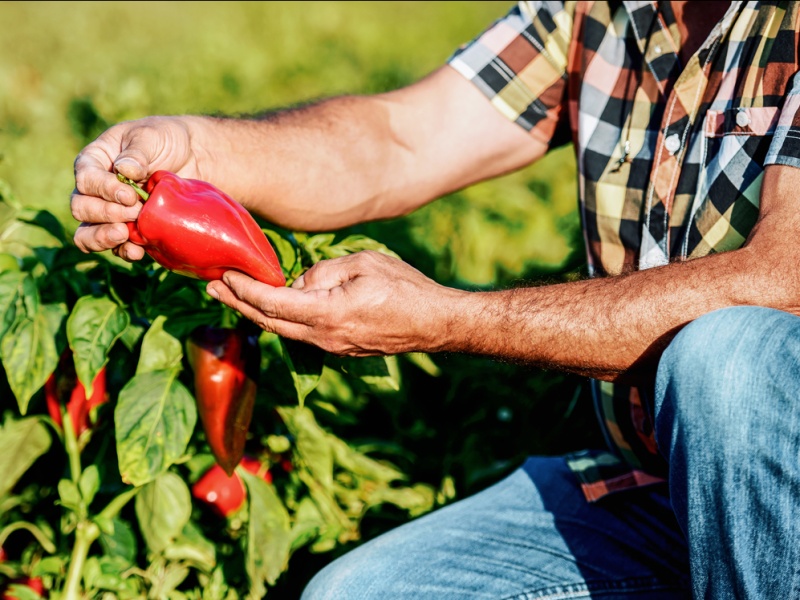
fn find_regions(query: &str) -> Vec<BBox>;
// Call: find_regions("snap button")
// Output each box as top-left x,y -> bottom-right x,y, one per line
654,44 -> 662,54
736,110 -> 751,127
664,133 -> 681,155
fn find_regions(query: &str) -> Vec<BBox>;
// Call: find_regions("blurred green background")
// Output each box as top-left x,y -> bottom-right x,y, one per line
0,0 -> 582,287
0,1 -> 602,594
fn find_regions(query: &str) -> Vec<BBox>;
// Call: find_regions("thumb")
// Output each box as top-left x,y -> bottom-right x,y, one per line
113,124 -> 164,181
113,152 -> 149,182
296,258 -> 360,292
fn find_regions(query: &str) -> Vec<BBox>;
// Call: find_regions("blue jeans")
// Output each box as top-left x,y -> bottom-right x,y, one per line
302,307 -> 800,599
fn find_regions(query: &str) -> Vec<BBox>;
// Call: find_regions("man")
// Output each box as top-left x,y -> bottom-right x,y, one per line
72,1 -> 800,598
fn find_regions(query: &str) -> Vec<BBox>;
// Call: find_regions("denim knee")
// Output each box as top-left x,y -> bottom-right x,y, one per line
654,305 -> 800,459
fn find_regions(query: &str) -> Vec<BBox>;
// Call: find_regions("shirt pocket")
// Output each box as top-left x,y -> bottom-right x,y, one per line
683,106 -> 779,259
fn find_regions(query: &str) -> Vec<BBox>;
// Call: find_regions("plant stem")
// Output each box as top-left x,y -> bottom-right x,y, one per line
98,487 -> 139,521
117,173 -> 150,201
62,521 -> 99,600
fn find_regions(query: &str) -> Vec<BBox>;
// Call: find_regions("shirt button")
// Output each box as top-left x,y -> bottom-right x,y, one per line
736,110 -> 751,127
654,44 -> 662,54
664,134 -> 681,155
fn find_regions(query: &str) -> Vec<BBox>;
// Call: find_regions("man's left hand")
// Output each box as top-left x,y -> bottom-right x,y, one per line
207,250 -> 465,356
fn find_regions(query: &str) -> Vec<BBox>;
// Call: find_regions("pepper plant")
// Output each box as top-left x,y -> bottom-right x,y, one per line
0,180 -> 436,599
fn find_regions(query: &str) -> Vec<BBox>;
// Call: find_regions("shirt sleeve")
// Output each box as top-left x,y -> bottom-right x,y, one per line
447,1 -> 575,147
765,69 -> 800,169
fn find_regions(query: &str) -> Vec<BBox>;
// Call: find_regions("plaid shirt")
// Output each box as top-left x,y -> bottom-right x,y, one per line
449,1 -> 800,501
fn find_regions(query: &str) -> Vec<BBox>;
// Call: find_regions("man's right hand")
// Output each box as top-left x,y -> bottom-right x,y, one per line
71,115 -> 202,261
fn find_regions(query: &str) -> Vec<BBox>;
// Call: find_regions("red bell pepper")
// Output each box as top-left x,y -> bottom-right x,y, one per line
187,326 -> 260,475
119,171 -> 285,286
192,456 -> 271,517
45,352 -> 107,439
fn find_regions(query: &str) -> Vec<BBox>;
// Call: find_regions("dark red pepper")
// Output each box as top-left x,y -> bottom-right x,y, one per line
187,326 -> 260,475
119,171 -> 285,286
45,352 -> 107,438
192,456 -> 271,517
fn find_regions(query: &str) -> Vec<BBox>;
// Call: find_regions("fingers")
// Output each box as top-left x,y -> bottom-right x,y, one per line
74,141 -> 142,207
74,222 -> 130,253
206,278 -> 311,339
291,255 -> 362,291
70,192 -> 142,225
216,271 -> 318,322
113,241 -> 146,262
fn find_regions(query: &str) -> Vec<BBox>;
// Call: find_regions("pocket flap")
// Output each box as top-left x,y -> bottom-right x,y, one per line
704,106 -> 779,137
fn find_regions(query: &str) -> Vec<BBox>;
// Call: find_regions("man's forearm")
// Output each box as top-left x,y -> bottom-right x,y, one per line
185,67 -> 547,232
186,97 -> 402,231
446,242 -> 797,385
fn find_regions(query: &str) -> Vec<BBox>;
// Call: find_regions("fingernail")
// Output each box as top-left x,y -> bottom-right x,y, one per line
207,286 -> 220,300
108,228 -> 126,244
115,189 -> 130,204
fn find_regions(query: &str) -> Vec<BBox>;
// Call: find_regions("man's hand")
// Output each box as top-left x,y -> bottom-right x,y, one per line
206,251 -> 465,356
71,116 -> 202,261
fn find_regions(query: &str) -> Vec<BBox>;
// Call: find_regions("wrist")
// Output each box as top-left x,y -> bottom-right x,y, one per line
423,287 -> 485,354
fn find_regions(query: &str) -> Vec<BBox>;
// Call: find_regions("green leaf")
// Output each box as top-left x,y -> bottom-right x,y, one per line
280,339 -> 324,406
31,555 -> 66,577
403,352 -> 441,377
263,229 -> 298,275
163,521 -> 216,572
135,471 -> 192,554
0,271 -> 26,342
98,517 -> 138,564
277,407 -> 333,487
329,437 -> 404,483
331,355 -> 401,392
43,302 -> 68,358
369,483 -> 435,517
0,416 -> 51,499
17,207 -> 67,244
86,555 -> 141,594
3,584 -> 42,600
301,233 -> 336,264
78,464 -> 100,506
57,479 -> 82,514
116,369 -> 197,486
289,497 -> 324,551
136,316 -> 182,375
321,234 -> 400,260
241,470 -> 291,595
119,321 -> 145,352
0,301 -> 60,415
67,295 -> 129,397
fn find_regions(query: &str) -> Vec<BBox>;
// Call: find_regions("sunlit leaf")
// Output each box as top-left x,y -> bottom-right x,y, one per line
136,315 -> 182,375
241,470 -> 291,594
0,417 -> 50,499
135,471 -> 192,554
67,295 -> 129,397
1,304 -> 61,415
280,339 -> 324,407
116,369 -> 197,486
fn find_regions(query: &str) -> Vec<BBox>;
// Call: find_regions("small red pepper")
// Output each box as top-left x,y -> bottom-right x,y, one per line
2,577 -> 45,600
45,352 -> 107,438
187,326 -> 260,475
119,171 -> 285,286
192,456 -> 271,517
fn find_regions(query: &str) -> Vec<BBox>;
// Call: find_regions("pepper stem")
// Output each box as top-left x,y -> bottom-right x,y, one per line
116,173 -> 150,201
